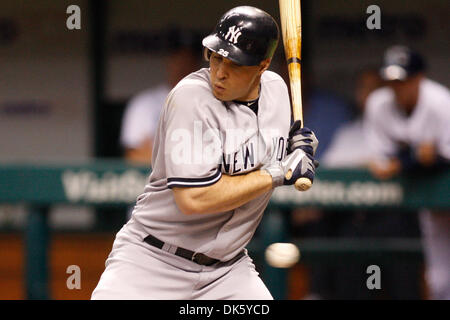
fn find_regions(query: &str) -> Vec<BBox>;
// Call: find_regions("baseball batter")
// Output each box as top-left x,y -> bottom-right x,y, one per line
92,6 -> 318,300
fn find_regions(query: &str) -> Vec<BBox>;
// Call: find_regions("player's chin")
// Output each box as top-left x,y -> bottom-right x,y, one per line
212,89 -> 230,101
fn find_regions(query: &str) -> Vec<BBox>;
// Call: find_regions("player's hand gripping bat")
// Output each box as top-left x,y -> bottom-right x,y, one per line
279,0 -> 312,191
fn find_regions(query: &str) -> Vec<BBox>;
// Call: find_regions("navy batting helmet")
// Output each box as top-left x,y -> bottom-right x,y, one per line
380,45 -> 426,81
202,6 -> 279,66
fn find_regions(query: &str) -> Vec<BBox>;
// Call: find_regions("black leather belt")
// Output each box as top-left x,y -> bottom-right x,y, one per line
144,234 -> 221,266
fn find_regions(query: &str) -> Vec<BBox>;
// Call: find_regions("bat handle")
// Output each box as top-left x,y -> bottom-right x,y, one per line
285,170 -> 312,191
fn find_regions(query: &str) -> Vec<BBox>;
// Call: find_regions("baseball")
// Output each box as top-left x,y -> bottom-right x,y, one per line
265,242 -> 300,268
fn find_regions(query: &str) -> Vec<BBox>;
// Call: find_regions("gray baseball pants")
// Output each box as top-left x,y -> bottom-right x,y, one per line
91,225 -> 273,300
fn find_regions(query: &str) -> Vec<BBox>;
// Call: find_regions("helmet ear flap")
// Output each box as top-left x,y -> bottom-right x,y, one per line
203,48 -> 212,62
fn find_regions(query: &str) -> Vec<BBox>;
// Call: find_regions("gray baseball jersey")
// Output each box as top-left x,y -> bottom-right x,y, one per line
125,67 -> 291,261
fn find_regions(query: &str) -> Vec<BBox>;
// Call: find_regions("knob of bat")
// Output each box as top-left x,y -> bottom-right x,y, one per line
295,177 -> 311,191
285,170 -> 312,191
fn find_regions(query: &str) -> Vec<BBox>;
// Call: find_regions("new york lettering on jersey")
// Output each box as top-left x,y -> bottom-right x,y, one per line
219,128 -> 287,175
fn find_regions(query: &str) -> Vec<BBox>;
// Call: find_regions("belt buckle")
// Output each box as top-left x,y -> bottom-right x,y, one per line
191,252 -> 202,264
192,252 -> 211,265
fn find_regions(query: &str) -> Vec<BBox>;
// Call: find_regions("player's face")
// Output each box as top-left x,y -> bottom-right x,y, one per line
209,52 -> 270,101
389,74 -> 423,113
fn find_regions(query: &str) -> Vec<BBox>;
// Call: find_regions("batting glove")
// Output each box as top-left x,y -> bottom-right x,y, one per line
263,148 -> 318,188
288,120 -> 318,156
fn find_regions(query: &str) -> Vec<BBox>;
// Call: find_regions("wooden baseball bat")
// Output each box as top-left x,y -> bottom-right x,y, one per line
279,0 -> 311,191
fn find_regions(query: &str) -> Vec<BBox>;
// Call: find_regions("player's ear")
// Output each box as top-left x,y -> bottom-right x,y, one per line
203,48 -> 212,63
259,58 -> 271,74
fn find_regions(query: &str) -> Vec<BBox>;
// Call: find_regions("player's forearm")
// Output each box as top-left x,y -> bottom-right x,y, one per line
172,170 -> 273,215
369,157 -> 401,180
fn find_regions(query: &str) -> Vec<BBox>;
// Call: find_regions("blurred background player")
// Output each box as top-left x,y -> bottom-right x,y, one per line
120,27 -> 202,165
119,27 -> 202,221
299,67 -> 422,299
364,45 -> 450,299
322,68 -> 384,167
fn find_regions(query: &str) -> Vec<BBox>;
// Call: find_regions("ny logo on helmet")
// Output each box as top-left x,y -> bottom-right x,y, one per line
224,25 -> 242,44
